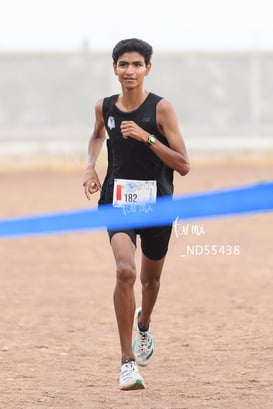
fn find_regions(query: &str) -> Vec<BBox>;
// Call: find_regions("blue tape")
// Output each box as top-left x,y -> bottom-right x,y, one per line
0,181 -> 273,239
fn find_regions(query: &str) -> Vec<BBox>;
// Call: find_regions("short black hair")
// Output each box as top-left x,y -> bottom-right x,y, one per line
112,38 -> 153,66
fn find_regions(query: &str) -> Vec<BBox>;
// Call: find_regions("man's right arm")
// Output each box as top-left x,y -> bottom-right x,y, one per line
83,99 -> 106,200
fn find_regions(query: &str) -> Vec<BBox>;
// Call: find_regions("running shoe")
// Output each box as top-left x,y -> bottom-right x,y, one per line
119,359 -> 145,391
132,307 -> 155,366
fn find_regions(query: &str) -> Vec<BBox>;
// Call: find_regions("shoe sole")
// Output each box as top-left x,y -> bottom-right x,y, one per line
119,379 -> 145,391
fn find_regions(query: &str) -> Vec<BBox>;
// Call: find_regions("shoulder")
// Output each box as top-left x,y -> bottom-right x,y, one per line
95,98 -> 104,109
103,94 -> 119,106
156,98 -> 179,130
148,93 -> 175,113
148,92 -> 163,104
94,98 -> 104,120
95,94 -> 119,109
101,94 -> 119,115
157,98 -> 176,115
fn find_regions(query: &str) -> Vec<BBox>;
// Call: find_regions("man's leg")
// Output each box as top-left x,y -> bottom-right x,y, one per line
111,232 -> 145,390
111,232 -> 137,362
137,225 -> 172,328
131,254 -> 165,366
139,254 -> 165,328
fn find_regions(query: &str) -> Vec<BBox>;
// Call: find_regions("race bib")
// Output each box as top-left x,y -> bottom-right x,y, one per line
113,179 -> 157,207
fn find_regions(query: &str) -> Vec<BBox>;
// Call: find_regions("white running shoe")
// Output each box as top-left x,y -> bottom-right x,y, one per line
119,360 -> 145,391
132,307 -> 155,366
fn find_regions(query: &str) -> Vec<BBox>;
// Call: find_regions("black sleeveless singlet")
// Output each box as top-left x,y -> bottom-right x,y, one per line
98,92 -> 174,206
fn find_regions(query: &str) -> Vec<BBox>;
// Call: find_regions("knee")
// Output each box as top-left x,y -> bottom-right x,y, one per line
141,275 -> 160,291
116,261 -> 136,288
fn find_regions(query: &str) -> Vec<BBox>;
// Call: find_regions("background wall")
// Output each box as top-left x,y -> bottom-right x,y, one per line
0,51 -> 273,161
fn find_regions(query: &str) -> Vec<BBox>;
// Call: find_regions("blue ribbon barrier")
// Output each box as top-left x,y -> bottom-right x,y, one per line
0,181 -> 272,239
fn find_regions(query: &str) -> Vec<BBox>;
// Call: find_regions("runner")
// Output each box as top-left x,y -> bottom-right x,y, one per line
83,38 -> 190,390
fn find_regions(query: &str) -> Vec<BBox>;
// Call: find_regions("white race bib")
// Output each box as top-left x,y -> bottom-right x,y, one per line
113,179 -> 157,207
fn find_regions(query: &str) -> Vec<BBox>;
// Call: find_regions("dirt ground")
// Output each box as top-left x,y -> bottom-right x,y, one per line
1,160 -> 273,409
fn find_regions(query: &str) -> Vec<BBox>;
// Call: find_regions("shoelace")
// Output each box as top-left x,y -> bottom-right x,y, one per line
136,331 -> 152,353
121,362 -> 137,381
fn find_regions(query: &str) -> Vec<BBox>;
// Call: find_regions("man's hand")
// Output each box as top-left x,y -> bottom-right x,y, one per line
83,166 -> 101,200
120,121 -> 149,143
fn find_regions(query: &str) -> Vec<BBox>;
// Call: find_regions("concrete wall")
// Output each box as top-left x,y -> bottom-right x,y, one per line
1,51 -> 273,156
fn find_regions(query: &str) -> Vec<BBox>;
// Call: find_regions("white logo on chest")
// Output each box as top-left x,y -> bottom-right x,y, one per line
107,116 -> 115,130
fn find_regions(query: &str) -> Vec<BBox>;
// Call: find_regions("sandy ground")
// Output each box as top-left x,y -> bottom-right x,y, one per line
1,160 -> 273,409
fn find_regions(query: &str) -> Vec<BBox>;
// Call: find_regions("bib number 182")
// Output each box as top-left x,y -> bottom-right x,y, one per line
124,193 -> 137,203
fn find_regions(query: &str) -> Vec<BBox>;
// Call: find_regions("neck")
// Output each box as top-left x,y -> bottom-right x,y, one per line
117,88 -> 149,112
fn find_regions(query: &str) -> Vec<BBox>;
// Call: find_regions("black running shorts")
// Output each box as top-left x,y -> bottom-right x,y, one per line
107,224 -> 172,261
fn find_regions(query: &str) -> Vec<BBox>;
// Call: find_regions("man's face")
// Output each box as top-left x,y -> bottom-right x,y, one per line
113,52 -> 151,88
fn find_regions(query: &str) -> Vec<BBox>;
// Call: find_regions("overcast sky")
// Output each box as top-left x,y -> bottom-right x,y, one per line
1,0 -> 273,52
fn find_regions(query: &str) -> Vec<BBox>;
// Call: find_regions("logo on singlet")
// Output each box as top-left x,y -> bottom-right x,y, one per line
142,117 -> 151,123
107,116 -> 115,130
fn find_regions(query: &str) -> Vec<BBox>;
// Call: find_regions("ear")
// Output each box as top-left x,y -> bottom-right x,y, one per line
145,62 -> 152,76
113,62 -> 118,75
